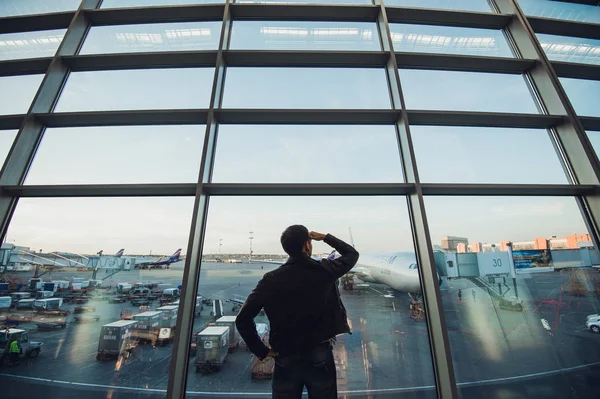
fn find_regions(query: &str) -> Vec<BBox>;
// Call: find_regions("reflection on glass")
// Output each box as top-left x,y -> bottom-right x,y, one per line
212,125 -> 403,183
385,0 -> 491,13
25,126 -> 204,185
390,24 -> 513,57
400,70 -> 539,113
234,0 -> 370,4
538,34 -> 600,66
81,22 -> 221,55
0,0 -> 81,18
224,68 -> 391,109
0,30 -> 65,61
518,0 -> 600,24
560,77 -> 600,118
425,196 -> 600,398
586,131 -> 600,162
0,74 -> 43,115
411,126 -> 567,184
0,129 -> 18,169
54,68 -> 214,112
230,21 -> 379,51
2,197 -> 193,394
186,196 -> 435,397
101,0 -> 225,7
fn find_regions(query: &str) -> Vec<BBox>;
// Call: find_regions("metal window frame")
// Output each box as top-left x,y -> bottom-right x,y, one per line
0,1 -> 598,398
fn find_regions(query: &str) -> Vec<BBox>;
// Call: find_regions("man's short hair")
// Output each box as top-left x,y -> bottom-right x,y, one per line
280,225 -> 310,256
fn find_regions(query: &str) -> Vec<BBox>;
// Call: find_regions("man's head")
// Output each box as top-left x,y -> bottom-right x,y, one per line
280,225 -> 312,257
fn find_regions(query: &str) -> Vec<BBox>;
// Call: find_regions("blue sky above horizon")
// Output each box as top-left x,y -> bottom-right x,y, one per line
0,0 -> 598,254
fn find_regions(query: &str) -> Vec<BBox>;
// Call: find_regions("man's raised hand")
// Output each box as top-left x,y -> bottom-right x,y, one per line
309,231 -> 327,241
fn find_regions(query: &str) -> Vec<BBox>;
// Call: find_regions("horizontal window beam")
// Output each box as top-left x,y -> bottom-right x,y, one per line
2,184 -> 197,197
0,11 -> 74,34
36,110 -> 209,127
215,109 -> 399,124
230,4 -> 379,22
581,116 -> 600,131
0,115 -> 25,130
62,52 -> 217,71
396,53 -> 535,74
528,16 -> 600,40
385,7 -> 512,29
407,111 -> 565,128
421,184 -> 597,196
0,58 -> 52,77
551,61 -> 600,81
84,4 -> 226,26
204,183 -> 415,196
224,50 -> 388,68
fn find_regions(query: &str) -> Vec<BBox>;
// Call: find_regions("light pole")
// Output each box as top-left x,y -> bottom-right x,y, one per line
249,231 -> 254,260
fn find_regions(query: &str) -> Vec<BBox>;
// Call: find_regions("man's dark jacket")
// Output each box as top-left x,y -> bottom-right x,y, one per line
236,234 -> 359,359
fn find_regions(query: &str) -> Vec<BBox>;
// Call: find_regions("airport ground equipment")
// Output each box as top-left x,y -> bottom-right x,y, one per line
215,315 -> 240,352
0,296 -> 11,311
131,298 -> 151,307
194,326 -> 229,373
33,298 -> 63,311
14,298 -> 35,310
157,305 -> 178,328
108,296 -> 127,304
37,319 -> 67,330
74,306 -> 96,314
587,314 -> 600,334
97,320 -> 139,361
340,275 -> 354,291
242,323 -> 269,351
409,301 -> 425,321
0,328 -> 43,366
131,311 -> 162,345
250,355 -> 274,380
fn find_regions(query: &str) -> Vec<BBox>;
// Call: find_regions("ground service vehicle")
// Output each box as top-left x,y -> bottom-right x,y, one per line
131,311 -> 162,345
587,314 -> 600,333
215,316 -> 240,352
97,320 -> 139,361
33,298 -> 63,311
195,326 -> 229,373
0,328 -> 43,366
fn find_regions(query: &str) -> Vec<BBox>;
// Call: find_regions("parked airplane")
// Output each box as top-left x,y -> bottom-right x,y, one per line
350,252 -> 426,295
134,249 -> 183,270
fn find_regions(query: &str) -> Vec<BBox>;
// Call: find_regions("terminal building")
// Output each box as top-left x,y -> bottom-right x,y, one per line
0,1 -> 599,399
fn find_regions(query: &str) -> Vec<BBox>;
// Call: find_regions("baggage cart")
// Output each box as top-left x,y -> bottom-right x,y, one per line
37,320 -> 67,330
96,320 -> 139,361
156,305 -> 178,328
194,326 -> 229,373
250,355 -> 275,380
215,315 -> 240,352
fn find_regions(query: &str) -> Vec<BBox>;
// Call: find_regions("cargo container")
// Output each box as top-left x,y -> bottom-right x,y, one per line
33,298 -> 63,310
11,292 -> 31,302
0,283 -> 10,293
28,278 -> 42,290
194,326 -> 229,373
156,305 -> 178,328
35,291 -> 54,299
131,311 -> 162,345
97,320 -> 139,361
70,282 -> 83,292
162,288 -> 179,297
41,282 -> 56,292
0,296 -> 11,311
53,281 -> 70,291
15,298 -> 36,309
215,315 -> 240,352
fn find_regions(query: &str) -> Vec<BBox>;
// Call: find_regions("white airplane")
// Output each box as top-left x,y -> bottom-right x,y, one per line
345,252 -> 442,296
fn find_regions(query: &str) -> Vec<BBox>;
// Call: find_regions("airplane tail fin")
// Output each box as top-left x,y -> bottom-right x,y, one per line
169,249 -> 182,262
327,250 -> 337,261
348,227 -> 355,248
115,249 -> 124,258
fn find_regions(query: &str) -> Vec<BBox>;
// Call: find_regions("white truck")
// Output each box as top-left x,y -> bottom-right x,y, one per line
586,314 -> 600,334
0,329 -> 43,366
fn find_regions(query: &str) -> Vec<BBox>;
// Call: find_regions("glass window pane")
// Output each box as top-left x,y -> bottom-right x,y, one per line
25,125 -> 205,185
0,74 -> 43,115
0,30 -> 65,61
411,126 -> 567,184
560,77 -> 600,117
81,22 -> 221,55
235,0 -> 370,4
0,0 -> 81,18
55,68 -> 214,112
518,0 -> 600,24
2,196 -> 193,395
538,34 -> 600,66
224,68 -> 391,109
101,0 -> 225,7
385,0 -> 491,13
425,196 -> 599,398
230,21 -> 379,51
186,196 -> 436,397
212,125 -> 403,183
390,24 -> 514,58
0,129 -> 18,168
586,130 -> 600,161
400,70 -> 539,113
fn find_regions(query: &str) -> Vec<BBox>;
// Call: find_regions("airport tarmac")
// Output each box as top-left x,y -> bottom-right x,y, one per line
1,262 -> 600,398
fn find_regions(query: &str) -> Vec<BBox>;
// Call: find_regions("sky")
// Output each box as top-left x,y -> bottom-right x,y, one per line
0,0 -> 599,255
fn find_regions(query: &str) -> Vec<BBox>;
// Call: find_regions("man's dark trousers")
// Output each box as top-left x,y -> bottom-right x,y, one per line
272,342 -> 337,399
